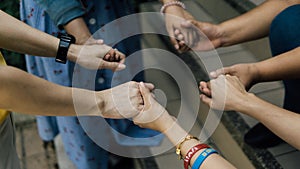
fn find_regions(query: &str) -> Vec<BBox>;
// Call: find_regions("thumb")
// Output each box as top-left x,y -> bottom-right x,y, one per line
95,39 -> 104,44
210,67 -> 231,78
100,61 -> 126,71
139,82 -> 151,107
200,94 -> 213,108
169,33 -> 180,50
101,45 -> 113,57
144,83 -> 155,91
86,38 -> 104,45
167,26 -> 180,50
181,20 -> 199,28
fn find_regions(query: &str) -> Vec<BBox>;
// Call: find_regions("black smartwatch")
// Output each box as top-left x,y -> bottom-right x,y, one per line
55,33 -> 76,64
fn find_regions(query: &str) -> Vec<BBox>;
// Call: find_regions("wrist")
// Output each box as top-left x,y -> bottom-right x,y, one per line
76,35 -> 91,45
67,44 -> 80,62
73,88 -> 103,116
236,92 -> 258,113
217,23 -> 227,47
157,112 -> 176,133
165,5 -> 185,14
95,89 -> 113,117
64,18 -> 91,45
249,63 -> 261,85
56,34 -> 76,64
161,1 -> 186,14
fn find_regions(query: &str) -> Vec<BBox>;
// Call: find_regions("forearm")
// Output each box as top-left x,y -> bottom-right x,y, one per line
63,17 -> 92,44
219,0 -> 293,46
0,10 -> 85,63
0,10 -> 59,57
238,93 -> 300,149
162,114 -> 235,169
0,66 -> 102,116
255,47 -> 300,82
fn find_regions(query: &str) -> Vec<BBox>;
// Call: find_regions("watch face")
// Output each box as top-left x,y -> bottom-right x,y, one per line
55,34 -> 75,64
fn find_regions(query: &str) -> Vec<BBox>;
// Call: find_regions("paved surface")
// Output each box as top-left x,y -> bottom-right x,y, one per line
15,120 -> 58,169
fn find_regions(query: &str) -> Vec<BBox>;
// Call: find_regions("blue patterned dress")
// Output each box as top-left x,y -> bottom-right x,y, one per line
20,0 -> 161,168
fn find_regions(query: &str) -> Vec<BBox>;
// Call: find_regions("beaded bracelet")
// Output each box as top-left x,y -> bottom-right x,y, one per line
183,144 -> 210,169
160,1 -> 186,14
191,148 -> 218,169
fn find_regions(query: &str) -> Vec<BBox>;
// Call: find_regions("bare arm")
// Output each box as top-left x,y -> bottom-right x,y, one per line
210,47 -> 300,89
219,0 -> 298,46
0,66 -> 93,116
240,92 -> 300,149
63,17 -> 94,45
160,0 -> 196,52
200,75 -> 300,150
163,119 -> 236,169
177,0 -> 298,50
63,17 -> 125,63
0,10 -> 125,70
254,47 -> 300,81
0,10 -> 59,57
0,66 -> 147,118
133,82 -> 236,169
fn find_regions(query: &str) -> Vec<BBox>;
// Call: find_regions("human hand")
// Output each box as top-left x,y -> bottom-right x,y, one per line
67,44 -> 126,71
83,38 -> 126,70
164,6 -> 196,52
82,38 -> 122,63
99,81 -> 155,119
78,37 -> 122,63
133,82 -> 175,133
84,38 -> 104,45
199,75 -> 251,111
209,63 -> 260,90
175,20 -> 223,51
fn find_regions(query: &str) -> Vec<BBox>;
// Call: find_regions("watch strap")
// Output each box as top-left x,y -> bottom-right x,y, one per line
55,33 -> 76,64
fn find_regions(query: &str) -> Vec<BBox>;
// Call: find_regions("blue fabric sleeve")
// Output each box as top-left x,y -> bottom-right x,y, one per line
33,0 -> 85,28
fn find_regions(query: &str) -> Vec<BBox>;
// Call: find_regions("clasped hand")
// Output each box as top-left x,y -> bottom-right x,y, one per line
169,18 -> 223,52
98,81 -> 174,133
68,39 -> 126,71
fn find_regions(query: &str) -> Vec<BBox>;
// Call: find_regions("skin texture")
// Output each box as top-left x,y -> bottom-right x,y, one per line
133,1 -> 300,168
0,10 -> 125,71
199,75 -> 300,150
192,0 -> 300,152
133,82 -> 236,169
0,65 -> 155,119
161,0 -> 197,52
63,17 -> 126,69
0,10 -> 155,118
174,0 -> 300,50
209,47 -> 300,89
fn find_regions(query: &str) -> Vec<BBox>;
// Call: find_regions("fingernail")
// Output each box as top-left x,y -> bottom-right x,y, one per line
117,64 -> 126,70
140,81 -> 145,87
175,44 -> 179,49
98,39 -> 104,44
210,71 -> 216,77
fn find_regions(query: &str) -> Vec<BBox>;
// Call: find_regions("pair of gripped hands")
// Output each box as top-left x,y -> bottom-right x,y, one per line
89,18 -> 253,132
106,73 -> 252,133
